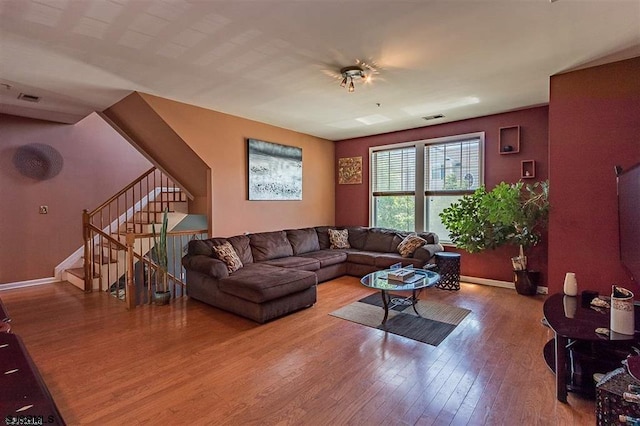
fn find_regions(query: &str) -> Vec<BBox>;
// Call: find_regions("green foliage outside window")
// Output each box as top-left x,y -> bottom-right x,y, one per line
374,196 -> 415,231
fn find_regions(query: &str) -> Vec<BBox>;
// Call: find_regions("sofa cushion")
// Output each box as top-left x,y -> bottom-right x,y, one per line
374,253 -> 425,269
227,235 -> 254,264
417,231 -> 438,245
363,228 -> 398,252
397,234 -> 427,257
262,256 -> 320,271
345,250 -> 378,266
286,228 -> 320,255
250,231 -> 294,261
212,241 -> 243,273
315,226 -> 333,250
390,233 -> 404,252
187,239 -> 217,257
299,249 -> 348,268
346,226 -> 368,250
218,264 -> 316,304
414,243 -> 444,261
182,255 -> 229,280
329,229 -> 350,249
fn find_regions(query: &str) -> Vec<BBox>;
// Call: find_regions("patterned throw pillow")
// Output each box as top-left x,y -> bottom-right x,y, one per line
397,234 -> 427,257
328,228 -> 350,249
212,241 -> 243,273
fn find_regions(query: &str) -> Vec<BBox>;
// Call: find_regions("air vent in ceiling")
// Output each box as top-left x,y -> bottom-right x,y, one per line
423,114 -> 444,121
18,93 -> 41,103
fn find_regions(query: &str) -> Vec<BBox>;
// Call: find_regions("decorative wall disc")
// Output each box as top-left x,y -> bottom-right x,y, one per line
13,143 -> 64,180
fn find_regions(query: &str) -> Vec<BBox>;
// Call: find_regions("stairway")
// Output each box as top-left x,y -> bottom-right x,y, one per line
64,189 -> 188,293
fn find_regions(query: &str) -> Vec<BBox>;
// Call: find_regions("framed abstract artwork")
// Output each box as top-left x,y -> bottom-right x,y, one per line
338,156 -> 362,184
247,138 -> 302,200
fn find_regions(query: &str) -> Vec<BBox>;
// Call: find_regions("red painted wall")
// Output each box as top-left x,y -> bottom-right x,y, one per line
548,57 -> 640,296
335,106 -> 549,283
0,113 -> 152,284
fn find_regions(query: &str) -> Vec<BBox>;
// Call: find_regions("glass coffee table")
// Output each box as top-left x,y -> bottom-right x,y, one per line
360,269 -> 440,324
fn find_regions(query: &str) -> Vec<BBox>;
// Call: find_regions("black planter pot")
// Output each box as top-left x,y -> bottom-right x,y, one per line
514,270 -> 537,296
153,291 -> 171,305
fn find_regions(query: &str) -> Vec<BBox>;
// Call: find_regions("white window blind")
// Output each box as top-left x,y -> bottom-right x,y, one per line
372,147 -> 416,195
425,137 -> 480,193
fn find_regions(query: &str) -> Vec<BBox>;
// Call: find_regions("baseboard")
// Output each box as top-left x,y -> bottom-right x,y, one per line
461,275 -> 548,295
536,286 -> 548,295
0,277 -> 60,291
461,275 -> 514,289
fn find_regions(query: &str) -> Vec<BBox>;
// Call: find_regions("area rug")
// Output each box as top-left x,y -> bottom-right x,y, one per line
330,293 -> 471,346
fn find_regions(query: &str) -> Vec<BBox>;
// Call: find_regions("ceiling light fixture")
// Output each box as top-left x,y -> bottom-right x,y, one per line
339,65 -> 366,93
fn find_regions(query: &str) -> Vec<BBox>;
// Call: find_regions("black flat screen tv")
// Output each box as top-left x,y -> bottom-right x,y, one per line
618,162 -> 640,284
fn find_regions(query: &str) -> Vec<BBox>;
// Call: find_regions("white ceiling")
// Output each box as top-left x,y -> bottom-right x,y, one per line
1,0 -> 639,140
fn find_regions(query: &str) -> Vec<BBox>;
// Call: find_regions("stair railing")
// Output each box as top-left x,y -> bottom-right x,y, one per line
82,167 -> 206,307
124,229 -> 207,309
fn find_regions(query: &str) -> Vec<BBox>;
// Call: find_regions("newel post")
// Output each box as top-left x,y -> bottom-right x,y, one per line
82,209 -> 92,292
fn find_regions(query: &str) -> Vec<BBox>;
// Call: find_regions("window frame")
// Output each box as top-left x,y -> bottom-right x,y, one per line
369,132 -> 484,235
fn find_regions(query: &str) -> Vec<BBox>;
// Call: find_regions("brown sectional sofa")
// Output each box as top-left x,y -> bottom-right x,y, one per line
182,226 -> 443,323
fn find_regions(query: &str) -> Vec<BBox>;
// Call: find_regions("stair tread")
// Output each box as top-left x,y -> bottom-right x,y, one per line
67,268 -> 99,279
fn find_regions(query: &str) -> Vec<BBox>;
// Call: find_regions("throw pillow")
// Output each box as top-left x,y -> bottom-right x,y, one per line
212,241 -> 243,273
328,228 -> 350,249
397,234 -> 427,257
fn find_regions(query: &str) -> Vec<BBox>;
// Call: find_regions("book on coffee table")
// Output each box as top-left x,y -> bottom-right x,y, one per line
387,268 -> 415,282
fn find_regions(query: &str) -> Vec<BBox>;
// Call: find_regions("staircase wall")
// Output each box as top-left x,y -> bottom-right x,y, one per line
101,92 -> 334,237
0,112 -> 152,284
101,93 -> 211,221
136,93 -> 335,237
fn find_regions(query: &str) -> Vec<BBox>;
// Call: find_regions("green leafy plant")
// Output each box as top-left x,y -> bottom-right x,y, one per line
152,208 -> 169,293
439,181 -> 549,255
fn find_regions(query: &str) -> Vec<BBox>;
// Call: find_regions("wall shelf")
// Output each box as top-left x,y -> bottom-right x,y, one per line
521,160 -> 536,178
499,125 -> 520,154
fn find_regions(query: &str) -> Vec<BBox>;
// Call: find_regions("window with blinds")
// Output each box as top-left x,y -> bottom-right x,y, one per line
372,147 -> 416,195
425,137 -> 481,194
371,146 -> 416,231
370,132 -> 484,240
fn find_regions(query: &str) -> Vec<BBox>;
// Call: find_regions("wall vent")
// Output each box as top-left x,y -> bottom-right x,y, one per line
423,114 -> 444,121
18,93 -> 41,103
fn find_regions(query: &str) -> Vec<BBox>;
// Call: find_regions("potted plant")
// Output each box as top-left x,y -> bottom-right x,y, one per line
439,180 -> 549,295
152,208 -> 171,305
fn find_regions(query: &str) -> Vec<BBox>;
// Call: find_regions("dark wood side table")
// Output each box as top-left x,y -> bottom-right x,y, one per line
543,293 -> 640,402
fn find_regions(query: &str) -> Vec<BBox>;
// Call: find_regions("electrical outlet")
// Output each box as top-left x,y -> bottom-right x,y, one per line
39,205 -> 48,214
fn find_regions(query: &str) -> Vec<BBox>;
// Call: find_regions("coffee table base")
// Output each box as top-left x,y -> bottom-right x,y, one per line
380,289 -> 421,324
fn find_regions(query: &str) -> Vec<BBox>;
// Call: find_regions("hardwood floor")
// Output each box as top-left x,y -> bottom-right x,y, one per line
2,278 -> 595,425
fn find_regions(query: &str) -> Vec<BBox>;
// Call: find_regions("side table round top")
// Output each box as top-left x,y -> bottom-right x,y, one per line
543,293 -> 640,342
435,252 -> 461,259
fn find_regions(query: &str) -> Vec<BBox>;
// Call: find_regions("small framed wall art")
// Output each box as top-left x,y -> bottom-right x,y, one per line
338,156 -> 363,185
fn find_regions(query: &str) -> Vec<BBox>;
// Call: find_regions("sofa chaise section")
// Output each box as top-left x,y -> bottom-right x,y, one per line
183,236 -> 317,323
